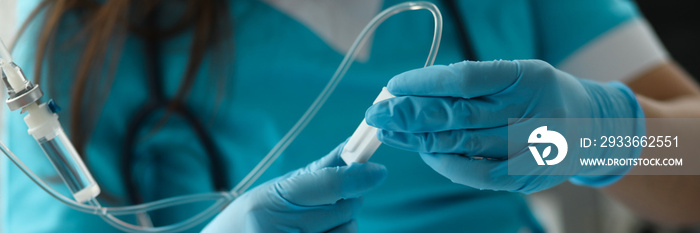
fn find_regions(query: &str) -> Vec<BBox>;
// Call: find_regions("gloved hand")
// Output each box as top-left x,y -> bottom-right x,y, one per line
202,143 -> 388,232
366,60 -> 644,194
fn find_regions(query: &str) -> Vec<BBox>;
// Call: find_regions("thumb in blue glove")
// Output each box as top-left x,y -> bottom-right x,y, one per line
203,142 -> 388,233
366,60 -> 644,194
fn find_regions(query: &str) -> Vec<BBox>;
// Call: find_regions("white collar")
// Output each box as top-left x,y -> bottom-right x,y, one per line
262,0 -> 383,61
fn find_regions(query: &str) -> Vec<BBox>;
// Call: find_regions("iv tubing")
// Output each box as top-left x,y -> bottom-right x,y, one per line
0,39 -> 11,63
0,1 -> 443,232
231,0 -> 443,195
0,141 -> 234,216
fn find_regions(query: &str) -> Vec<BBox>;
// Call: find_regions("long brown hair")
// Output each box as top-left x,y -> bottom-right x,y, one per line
16,0 -> 232,161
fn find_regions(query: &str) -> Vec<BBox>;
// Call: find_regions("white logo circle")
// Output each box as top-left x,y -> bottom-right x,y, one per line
528,126 -> 568,165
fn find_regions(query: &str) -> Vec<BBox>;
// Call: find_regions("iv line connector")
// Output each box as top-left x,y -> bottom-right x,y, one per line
6,84 -> 43,111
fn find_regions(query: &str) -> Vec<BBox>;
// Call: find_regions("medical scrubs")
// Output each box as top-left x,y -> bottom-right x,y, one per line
2,0 -> 666,232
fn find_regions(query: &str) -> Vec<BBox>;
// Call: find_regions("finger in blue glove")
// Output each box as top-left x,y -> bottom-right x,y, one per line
203,142 -> 388,232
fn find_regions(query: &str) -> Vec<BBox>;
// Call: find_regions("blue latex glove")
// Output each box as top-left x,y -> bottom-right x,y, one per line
202,143 -> 388,232
366,60 -> 644,194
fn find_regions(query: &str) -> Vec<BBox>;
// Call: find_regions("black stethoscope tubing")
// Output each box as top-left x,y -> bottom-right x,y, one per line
442,0 -> 477,61
121,13 -> 229,205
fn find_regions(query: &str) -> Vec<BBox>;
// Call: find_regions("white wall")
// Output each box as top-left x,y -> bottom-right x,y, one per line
0,0 -> 17,119
0,0 -> 15,43
0,0 -> 17,231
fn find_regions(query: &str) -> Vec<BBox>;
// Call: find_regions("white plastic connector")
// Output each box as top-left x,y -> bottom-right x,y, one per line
0,38 -> 27,91
1,61 -> 26,92
341,87 -> 395,165
24,103 -> 61,141
73,183 -> 101,203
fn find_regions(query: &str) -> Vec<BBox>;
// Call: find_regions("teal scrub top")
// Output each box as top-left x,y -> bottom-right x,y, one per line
2,0 -> 642,232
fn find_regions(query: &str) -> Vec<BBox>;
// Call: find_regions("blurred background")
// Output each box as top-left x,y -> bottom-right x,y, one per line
0,1 -> 698,232
637,0 -> 700,81
0,0 -> 15,232
525,1 -> 700,232
527,2 -> 700,232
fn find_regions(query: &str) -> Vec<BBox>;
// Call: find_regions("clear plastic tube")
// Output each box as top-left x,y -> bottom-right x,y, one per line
1,140 -> 234,232
0,1 -> 443,232
38,128 -> 101,203
0,38 -> 12,63
231,0 -> 443,195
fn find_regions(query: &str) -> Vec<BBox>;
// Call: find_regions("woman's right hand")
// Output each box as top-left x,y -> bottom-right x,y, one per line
202,142 -> 388,233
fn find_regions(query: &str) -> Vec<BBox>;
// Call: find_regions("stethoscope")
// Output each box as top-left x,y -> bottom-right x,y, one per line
120,0 -> 475,206
442,0 -> 478,61
121,13 -> 230,205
